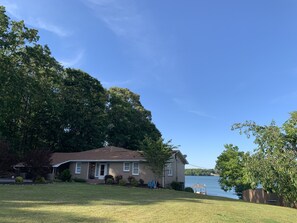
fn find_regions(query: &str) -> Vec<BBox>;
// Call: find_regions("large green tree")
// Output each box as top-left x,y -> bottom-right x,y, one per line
60,69 -> 107,152
0,6 -> 64,155
106,87 -> 161,150
215,144 -> 251,198
232,112 -> 297,206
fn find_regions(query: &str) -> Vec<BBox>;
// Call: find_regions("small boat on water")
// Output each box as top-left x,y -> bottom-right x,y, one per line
192,184 -> 207,195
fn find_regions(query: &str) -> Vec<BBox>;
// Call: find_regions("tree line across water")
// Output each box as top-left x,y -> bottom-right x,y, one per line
185,168 -> 217,176
0,6 -> 173,179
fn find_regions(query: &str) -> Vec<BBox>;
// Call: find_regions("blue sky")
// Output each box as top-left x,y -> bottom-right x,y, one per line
1,0 -> 297,168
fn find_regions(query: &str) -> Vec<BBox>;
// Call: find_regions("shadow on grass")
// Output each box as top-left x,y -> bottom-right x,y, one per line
0,207 -> 115,223
0,183 -> 240,210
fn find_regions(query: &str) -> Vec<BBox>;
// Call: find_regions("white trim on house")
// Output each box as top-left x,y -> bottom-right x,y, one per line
132,162 -> 139,175
75,162 -> 81,174
123,162 -> 130,172
166,163 -> 173,176
52,159 -> 146,168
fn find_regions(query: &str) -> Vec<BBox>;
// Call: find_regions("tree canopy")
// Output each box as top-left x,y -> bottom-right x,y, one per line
0,7 -> 163,163
217,112 -> 297,205
215,144 -> 251,198
106,87 -> 161,150
231,112 -> 297,206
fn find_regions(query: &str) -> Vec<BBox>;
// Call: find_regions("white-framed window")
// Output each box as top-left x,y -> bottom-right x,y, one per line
75,162 -> 82,174
123,162 -> 130,172
132,162 -> 139,175
166,163 -> 173,176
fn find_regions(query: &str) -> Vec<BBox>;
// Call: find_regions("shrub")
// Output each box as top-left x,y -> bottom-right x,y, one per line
34,176 -> 46,184
59,169 -> 72,182
15,176 -> 23,184
139,179 -> 144,186
104,175 -> 114,184
106,178 -> 114,184
73,178 -> 86,183
119,179 -> 127,186
171,181 -> 184,191
115,175 -> 123,184
184,187 -> 194,193
128,176 -> 135,183
130,179 -> 139,187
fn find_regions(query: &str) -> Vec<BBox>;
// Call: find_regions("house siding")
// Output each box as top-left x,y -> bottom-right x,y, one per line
69,162 -> 89,180
164,154 -> 185,187
108,162 -> 156,184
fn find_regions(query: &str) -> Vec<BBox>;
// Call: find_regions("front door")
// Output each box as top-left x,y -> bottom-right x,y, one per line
95,163 -> 107,179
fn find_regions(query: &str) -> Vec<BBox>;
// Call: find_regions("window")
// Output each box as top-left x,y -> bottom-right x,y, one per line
132,162 -> 139,175
166,163 -> 173,176
123,162 -> 130,172
75,162 -> 81,174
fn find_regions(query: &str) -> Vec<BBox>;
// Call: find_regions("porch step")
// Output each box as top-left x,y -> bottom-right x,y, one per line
87,179 -> 105,184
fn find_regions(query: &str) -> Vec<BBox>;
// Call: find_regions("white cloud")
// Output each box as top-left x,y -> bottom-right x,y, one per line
0,0 -> 70,37
173,98 -> 216,119
26,18 -> 71,37
59,50 -> 85,68
188,110 -> 217,119
83,0 -> 166,65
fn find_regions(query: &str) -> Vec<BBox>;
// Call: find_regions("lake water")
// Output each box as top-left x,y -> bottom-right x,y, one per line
185,176 -> 238,199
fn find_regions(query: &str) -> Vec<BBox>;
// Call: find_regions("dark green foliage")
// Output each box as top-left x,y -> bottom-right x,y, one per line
115,175 -> 123,184
59,169 -> 71,182
23,149 -> 52,180
119,179 -> 127,186
171,181 -> 184,191
184,187 -> 194,193
0,141 -> 18,176
104,175 -> 114,184
0,7 -> 163,162
130,179 -> 139,187
106,178 -> 114,184
106,88 -> 161,150
15,176 -> 23,184
34,176 -> 46,184
60,69 -> 107,152
127,176 -> 135,183
139,179 -> 144,186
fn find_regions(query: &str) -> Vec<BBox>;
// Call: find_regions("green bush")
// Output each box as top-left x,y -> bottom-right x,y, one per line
119,179 -> 127,186
104,175 -> 114,184
130,179 -> 139,187
15,176 -> 23,184
115,175 -> 123,184
59,169 -> 72,182
106,178 -> 114,184
128,176 -> 135,183
184,187 -> 194,193
171,181 -> 184,191
34,176 -> 46,184
73,178 -> 86,183
139,179 -> 144,186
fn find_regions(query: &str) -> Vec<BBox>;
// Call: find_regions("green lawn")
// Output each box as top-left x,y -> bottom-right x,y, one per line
0,183 -> 296,223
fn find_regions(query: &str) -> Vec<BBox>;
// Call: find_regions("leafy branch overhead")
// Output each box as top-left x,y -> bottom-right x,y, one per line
217,112 -> 297,206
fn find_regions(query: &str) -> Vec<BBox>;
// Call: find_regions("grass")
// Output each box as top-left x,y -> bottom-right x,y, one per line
0,183 -> 296,223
